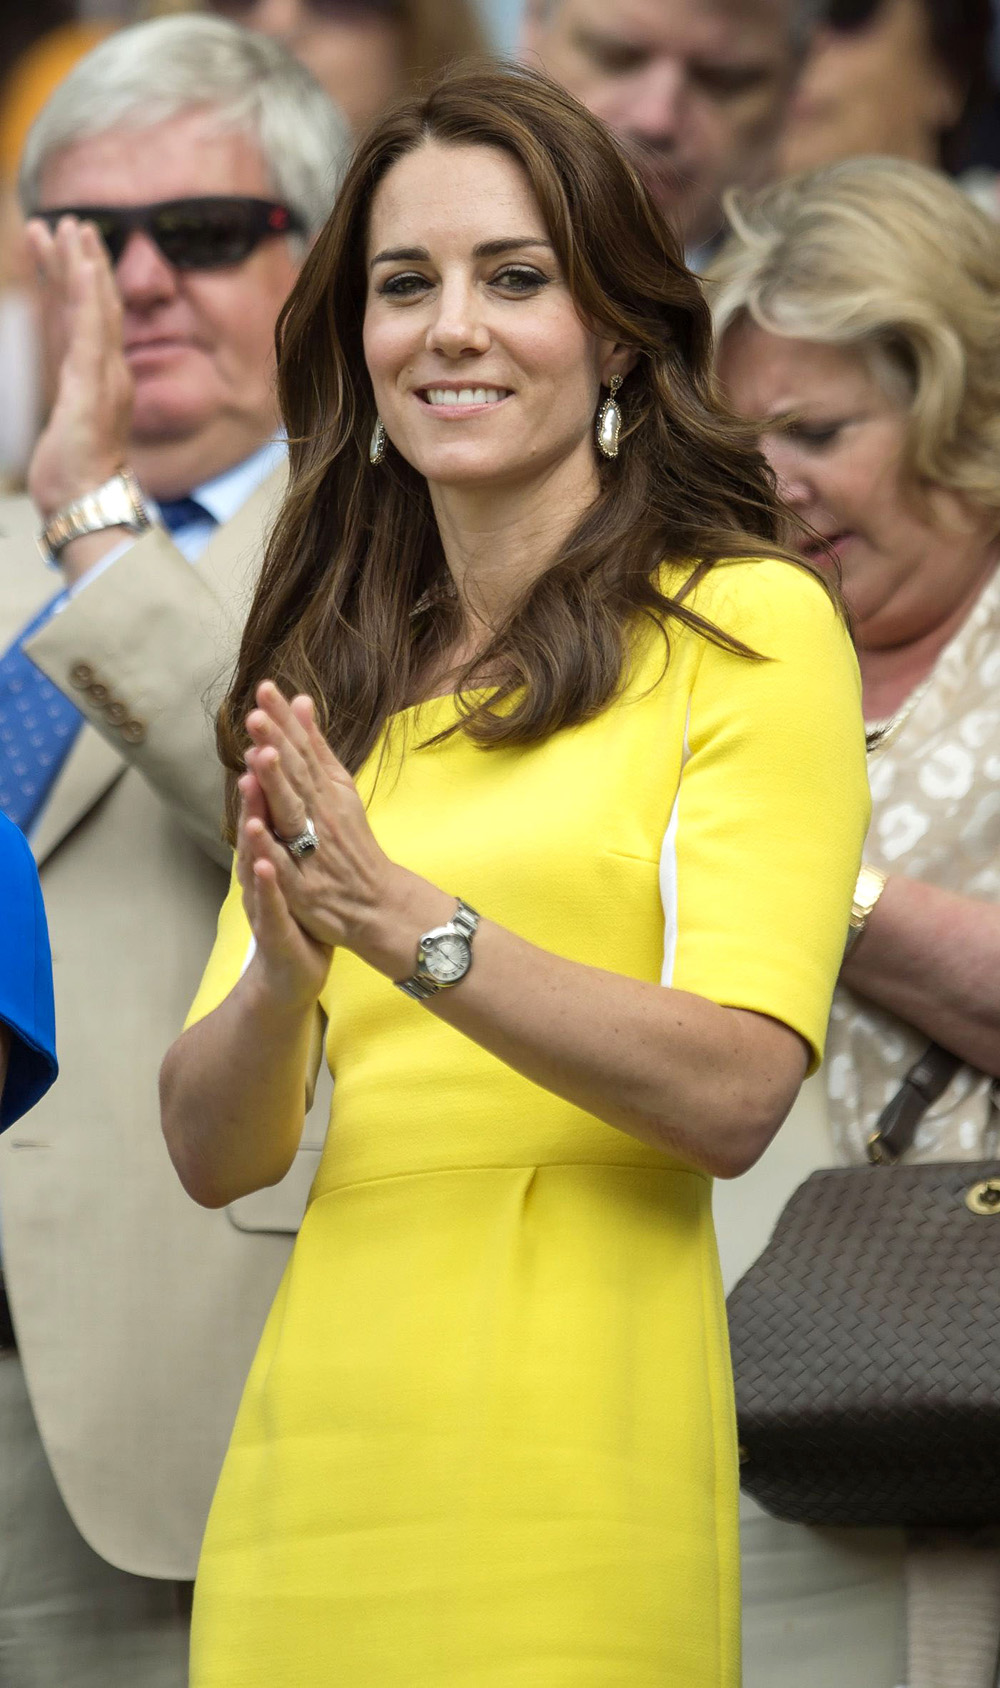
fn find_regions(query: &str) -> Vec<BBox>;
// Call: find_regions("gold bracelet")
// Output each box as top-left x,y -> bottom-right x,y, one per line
844,863 -> 887,956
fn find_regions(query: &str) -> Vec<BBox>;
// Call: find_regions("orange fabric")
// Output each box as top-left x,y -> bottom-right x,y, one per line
0,23 -> 113,184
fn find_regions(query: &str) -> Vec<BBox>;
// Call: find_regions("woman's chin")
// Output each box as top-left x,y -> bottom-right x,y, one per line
417,451 -> 533,492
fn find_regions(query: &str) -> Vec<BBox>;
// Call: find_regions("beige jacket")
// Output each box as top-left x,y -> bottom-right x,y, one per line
0,471 -> 325,1580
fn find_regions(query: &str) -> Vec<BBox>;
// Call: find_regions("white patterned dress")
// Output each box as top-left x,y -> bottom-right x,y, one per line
827,564 -> 1000,1165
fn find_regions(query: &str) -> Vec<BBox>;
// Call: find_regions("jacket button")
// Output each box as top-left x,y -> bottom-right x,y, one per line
88,682 -> 110,706
122,719 -> 147,744
69,661 -> 94,688
105,699 -> 128,725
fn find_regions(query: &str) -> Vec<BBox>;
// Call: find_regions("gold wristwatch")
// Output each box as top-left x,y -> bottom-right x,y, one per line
40,467 -> 152,564
845,863 -> 887,956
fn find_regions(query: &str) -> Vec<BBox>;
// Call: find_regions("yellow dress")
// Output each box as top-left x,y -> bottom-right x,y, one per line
187,559 -> 869,1688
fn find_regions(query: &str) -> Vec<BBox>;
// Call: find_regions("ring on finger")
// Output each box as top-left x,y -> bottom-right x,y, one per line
273,815 -> 319,861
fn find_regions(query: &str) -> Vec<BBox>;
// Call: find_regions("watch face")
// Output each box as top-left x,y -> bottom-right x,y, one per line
423,931 -> 471,984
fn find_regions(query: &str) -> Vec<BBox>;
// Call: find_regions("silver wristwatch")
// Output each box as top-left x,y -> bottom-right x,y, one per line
395,900 -> 480,1001
40,467 -> 153,563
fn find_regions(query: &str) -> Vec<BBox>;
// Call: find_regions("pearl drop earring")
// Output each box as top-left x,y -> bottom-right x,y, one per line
596,375 -> 623,460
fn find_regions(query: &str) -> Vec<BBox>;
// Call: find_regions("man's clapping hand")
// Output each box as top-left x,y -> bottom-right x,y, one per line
25,216 -> 134,552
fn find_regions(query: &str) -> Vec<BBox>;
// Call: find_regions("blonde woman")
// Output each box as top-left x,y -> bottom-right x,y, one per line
709,158 -> 1000,1688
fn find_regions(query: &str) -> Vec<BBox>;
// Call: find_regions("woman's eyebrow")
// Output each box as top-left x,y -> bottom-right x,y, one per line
473,238 -> 553,258
369,237 -> 553,270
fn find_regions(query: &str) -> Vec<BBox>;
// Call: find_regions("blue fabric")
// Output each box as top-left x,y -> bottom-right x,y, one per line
0,812 -> 57,1130
0,595 -> 84,833
156,496 -> 211,533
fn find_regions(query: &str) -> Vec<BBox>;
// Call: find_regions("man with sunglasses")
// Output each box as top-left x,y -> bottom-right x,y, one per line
0,17 -> 347,1685
523,0 -> 818,258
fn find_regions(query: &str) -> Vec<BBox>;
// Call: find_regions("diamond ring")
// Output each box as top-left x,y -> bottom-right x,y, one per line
274,815 -> 319,860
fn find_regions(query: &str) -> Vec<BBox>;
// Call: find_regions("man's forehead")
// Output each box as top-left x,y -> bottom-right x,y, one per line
36,111 -> 271,207
555,0 -> 792,52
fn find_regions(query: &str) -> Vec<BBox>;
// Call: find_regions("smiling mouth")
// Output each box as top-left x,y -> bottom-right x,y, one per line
418,387 -> 512,408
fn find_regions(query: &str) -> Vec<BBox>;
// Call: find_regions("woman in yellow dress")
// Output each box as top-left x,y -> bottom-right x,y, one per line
160,65 -> 870,1688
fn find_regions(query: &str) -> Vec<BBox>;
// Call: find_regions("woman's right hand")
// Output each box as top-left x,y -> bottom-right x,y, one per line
237,769 -> 332,1012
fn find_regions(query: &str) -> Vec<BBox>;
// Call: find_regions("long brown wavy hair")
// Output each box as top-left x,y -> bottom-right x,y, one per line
218,62 -> 824,821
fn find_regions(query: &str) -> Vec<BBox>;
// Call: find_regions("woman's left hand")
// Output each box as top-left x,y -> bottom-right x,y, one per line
242,681 -> 403,958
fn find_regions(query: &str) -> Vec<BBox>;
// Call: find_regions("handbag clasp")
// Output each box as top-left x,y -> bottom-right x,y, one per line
965,1180 -> 1000,1215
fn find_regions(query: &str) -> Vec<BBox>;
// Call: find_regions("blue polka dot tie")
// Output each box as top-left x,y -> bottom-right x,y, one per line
0,594 -> 83,834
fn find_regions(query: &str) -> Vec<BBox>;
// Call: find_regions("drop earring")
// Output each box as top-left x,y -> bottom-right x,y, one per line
369,417 -> 386,466
596,375 -> 623,460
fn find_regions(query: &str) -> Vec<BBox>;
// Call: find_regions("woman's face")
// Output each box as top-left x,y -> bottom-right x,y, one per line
777,0 -> 960,175
717,320 -> 998,649
211,0 -> 403,133
363,140 -> 623,500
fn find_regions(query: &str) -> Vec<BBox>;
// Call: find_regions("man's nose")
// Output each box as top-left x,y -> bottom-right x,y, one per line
620,60 -> 687,145
113,229 -> 179,307
424,279 -> 490,358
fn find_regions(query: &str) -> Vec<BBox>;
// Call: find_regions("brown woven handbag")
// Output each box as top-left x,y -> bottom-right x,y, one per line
726,1044 -> 1000,1529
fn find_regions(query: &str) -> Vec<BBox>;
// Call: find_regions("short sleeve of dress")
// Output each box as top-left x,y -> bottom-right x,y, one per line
0,815 -> 58,1130
184,858 -> 255,1031
664,559 -> 870,1071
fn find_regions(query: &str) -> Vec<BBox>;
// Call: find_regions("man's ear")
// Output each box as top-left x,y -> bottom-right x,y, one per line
519,0 -> 551,60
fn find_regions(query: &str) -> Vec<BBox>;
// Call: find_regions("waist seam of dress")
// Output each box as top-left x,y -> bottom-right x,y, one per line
309,1158 -> 710,1198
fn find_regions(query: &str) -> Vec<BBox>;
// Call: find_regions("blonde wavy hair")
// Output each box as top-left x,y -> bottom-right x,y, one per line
707,157 -> 1000,515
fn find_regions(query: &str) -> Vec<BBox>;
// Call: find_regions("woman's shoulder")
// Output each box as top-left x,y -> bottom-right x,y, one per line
0,812 -> 39,889
0,815 -> 57,1131
659,554 -> 846,655
0,814 -> 49,983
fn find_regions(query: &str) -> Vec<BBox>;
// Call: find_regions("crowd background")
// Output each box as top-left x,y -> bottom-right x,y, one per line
0,0 -> 998,492
2,1 -> 1000,1685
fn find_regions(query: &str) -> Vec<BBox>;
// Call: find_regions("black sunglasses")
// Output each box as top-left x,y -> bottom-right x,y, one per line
823,0 -> 883,31
35,195 -> 306,271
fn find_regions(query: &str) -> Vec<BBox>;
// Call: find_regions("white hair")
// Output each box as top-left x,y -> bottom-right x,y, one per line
19,15 -> 351,235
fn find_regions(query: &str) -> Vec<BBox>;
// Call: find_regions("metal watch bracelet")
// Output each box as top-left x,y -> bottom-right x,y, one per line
396,899 -> 480,1001
40,467 -> 153,563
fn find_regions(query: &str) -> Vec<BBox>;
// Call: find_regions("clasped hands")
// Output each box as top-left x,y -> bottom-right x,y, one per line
239,682 -> 449,1008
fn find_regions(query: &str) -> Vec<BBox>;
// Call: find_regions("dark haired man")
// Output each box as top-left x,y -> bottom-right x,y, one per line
524,0 -> 816,257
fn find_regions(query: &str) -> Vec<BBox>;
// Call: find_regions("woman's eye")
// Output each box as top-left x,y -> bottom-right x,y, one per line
379,272 -> 430,299
784,422 -> 842,450
491,265 -> 549,294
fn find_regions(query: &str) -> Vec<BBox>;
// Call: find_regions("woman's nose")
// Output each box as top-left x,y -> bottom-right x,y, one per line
763,439 -> 812,508
424,281 -> 491,359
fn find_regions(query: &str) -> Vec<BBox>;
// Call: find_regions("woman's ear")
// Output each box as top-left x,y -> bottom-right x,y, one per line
601,345 -> 640,386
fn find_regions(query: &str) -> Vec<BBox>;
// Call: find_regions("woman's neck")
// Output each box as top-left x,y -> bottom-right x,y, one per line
429,450 -> 600,640
859,563 -> 997,722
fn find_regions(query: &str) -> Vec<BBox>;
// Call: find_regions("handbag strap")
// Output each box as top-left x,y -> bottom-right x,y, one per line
866,1042 -> 963,1164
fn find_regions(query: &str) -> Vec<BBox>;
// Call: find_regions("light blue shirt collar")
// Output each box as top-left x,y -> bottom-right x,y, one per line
191,434 -> 287,528
149,435 -> 287,563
